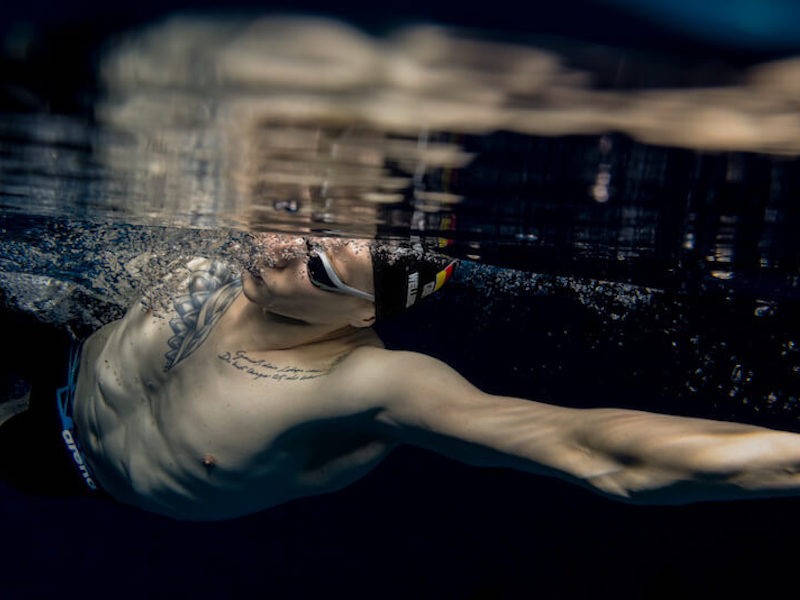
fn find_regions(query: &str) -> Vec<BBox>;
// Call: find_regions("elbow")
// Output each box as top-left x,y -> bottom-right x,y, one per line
569,446 -> 665,504
585,477 -> 693,506
580,464 -> 708,506
584,462 -> 777,506
582,472 -> 649,505
574,431 -> 800,505
575,462 -> 649,504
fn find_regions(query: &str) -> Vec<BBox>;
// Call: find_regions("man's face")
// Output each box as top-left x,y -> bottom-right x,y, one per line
241,235 -> 375,327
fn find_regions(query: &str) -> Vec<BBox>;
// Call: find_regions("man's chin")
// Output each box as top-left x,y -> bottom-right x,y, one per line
241,272 -> 269,303
243,269 -> 265,286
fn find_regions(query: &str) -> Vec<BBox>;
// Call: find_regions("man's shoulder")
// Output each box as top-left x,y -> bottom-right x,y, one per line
332,344 -> 401,375
319,345 -> 395,410
326,346 -> 450,409
334,345 -> 445,374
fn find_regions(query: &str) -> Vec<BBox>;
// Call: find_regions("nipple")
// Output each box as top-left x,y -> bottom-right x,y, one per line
201,454 -> 218,474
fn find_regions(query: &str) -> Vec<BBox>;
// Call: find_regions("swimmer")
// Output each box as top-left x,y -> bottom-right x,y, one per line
4,235 -> 800,520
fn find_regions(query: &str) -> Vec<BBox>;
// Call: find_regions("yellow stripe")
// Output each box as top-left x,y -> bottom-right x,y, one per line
434,263 -> 453,291
434,270 -> 446,291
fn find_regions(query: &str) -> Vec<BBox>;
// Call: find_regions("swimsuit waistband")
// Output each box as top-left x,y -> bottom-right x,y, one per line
56,341 -> 100,492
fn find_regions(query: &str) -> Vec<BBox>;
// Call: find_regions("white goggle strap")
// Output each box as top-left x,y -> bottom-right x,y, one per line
316,251 -> 375,302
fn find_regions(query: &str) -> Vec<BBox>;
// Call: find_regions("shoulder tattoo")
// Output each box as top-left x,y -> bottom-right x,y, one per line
164,260 -> 242,371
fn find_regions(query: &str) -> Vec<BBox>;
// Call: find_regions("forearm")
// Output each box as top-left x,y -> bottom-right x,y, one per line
567,408 -> 800,504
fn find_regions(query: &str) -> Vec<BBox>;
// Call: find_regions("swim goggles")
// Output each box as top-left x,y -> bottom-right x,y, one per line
306,242 -> 375,302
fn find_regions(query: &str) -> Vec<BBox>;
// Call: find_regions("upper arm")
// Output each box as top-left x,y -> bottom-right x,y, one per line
330,348 -> 586,478
330,347 -> 490,431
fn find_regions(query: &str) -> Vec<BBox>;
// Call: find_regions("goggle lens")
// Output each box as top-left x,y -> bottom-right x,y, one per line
307,253 -> 338,292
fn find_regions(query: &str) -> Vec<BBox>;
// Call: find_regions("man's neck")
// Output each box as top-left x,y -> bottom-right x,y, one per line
221,294 -> 360,352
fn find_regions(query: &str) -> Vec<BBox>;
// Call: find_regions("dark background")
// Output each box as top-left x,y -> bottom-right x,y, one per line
3,1 -> 800,598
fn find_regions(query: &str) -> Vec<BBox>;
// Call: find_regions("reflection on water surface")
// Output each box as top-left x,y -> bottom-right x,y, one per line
4,15 -> 800,233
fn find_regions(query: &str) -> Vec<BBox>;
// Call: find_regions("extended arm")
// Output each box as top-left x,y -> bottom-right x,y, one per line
339,348 -> 800,504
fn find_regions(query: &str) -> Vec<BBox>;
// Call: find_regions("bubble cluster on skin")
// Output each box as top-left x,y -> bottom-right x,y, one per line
237,234 -> 374,295
240,233 -> 302,272
0,218 -> 378,326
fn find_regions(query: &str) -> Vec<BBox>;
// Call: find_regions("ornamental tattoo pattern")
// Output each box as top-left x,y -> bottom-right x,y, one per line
164,259 -> 241,371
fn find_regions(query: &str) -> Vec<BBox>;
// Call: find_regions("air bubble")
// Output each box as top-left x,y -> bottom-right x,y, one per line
753,301 -> 775,317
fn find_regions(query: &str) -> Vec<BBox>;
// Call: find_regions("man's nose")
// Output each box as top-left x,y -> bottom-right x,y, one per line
271,236 -> 308,268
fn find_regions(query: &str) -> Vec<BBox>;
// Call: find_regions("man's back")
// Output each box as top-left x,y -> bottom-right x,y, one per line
73,258 -> 389,520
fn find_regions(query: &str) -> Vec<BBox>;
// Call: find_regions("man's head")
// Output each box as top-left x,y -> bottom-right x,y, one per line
241,235 -> 457,328
241,236 -> 376,328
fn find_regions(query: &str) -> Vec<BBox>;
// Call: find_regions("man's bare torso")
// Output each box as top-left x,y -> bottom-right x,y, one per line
58,250 -> 800,519
73,259 -> 388,520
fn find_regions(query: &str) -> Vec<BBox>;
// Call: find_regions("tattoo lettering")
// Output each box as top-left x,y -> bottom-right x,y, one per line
164,260 -> 242,371
218,350 -> 332,382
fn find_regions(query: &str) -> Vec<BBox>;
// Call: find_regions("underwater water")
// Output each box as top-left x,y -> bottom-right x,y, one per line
2,6 -> 800,598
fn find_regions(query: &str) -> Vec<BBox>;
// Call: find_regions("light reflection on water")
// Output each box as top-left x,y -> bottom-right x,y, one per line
3,16 -> 800,231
